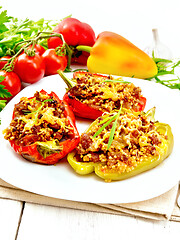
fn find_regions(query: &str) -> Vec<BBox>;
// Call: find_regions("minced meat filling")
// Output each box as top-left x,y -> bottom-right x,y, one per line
75,110 -> 166,174
70,73 -> 144,112
3,91 -> 73,146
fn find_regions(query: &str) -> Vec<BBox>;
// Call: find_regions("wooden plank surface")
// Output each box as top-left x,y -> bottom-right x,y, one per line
0,198 -> 23,240
16,203 -> 180,240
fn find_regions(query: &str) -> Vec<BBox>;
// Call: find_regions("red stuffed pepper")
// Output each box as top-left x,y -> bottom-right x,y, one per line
3,89 -> 80,165
58,71 -> 147,120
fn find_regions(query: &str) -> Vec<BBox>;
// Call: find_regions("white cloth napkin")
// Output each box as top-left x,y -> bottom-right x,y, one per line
0,178 -> 179,221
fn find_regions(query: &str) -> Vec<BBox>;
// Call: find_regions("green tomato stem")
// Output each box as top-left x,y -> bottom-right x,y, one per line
2,31 -> 73,72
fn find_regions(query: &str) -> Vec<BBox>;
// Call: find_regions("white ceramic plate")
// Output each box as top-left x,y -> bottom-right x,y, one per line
0,73 -> 180,203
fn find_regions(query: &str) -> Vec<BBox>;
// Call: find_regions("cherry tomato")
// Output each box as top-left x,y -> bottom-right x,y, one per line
0,56 -> 11,70
0,70 -> 21,100
42,49 -> 67,76
23,44 -> 46,55
14,53 -> 45,83
47,37 -> 63,49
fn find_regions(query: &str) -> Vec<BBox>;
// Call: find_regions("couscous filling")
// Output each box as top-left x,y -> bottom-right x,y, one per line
70,73 -> 145,112
75,109 -> 167,174
3,91 -> 73,146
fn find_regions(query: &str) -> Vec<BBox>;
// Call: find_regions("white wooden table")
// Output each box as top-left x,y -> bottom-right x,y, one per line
0,197 -> 179,240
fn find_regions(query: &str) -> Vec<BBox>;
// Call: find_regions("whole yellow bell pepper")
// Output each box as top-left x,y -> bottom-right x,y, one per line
77,31 -> 158,79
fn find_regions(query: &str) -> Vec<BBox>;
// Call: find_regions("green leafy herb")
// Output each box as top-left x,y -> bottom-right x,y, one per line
93,104 -> 122,150
0,7 -> 11,34
147,55 -> 180,90
0,75 -> 12,113
0,99 -> 7,110
0,7 -> 70,56
0,75 -> 12,98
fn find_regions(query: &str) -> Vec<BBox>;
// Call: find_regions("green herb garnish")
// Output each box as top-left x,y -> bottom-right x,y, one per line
24,98 -> 53,123
103,79 -> 130,84
107,106 -> 122,150
93,103 -> 122,150
93,114 -> 117,138
147,54 -> 180,90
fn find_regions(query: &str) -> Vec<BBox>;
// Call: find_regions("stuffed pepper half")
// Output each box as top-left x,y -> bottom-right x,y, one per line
59,71 -> 146,120
3,90 -> 80,165
67,107 -> 173,181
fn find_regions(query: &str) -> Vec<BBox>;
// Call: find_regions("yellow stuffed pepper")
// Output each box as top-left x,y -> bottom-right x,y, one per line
67,107 -> 173,181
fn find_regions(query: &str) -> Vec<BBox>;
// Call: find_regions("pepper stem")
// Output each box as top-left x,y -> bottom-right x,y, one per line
57,70 -> 76,90
76,45 -> 92,53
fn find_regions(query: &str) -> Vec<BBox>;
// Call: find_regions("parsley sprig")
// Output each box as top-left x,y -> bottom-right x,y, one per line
0,75 -> 12,112
93,103 -> 122,150
0,6 -> 70,56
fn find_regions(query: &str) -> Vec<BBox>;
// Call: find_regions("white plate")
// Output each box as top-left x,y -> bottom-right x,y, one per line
0,73 -> 180,204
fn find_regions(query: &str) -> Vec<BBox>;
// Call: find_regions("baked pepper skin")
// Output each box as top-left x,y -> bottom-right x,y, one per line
63,92 -> 102,120
67,114 -> 173,181
63,71 -> 105,119
77,31 -> 158,79
9,90 -> 80,165
59,70 -> 147,120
